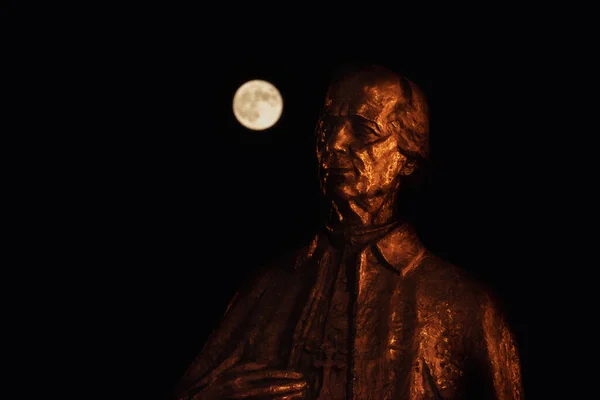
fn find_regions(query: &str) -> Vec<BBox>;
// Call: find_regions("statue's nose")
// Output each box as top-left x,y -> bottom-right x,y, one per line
326,122 -> 351,154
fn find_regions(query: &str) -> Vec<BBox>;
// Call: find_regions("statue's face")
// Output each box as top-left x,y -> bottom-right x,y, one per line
316,81 -> 413,200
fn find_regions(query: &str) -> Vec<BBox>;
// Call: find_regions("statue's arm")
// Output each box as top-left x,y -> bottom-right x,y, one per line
174,267 -> 276,399
479,297 -> 525,400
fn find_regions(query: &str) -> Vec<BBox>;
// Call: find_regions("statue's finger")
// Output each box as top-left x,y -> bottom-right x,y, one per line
229,381 -> 308,398
272,390 -> 306,400
240,370 -> 304,382
227,362 -> 268,373
226,370 -> 303,388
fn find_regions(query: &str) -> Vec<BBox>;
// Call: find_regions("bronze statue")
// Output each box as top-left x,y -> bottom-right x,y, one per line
175,65 -> 524,399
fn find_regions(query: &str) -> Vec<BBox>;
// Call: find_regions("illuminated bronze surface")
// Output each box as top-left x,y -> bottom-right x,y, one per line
175,65 -> 523,399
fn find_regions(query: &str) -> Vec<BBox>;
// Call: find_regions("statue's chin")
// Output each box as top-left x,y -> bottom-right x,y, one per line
325,183 -> 400,207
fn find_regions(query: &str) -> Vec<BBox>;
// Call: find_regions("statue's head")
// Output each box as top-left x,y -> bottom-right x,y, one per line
316,65 -> 429,201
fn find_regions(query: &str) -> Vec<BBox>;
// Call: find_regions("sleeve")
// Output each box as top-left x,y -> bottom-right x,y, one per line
480,297 -> 525,400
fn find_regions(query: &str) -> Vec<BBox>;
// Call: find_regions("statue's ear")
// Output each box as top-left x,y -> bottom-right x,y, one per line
400,158 -> 416,176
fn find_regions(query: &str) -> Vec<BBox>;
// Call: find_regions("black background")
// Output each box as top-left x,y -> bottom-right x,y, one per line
29,13 -> 566,400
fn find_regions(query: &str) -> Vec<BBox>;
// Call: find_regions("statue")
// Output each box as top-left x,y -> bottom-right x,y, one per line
174,65 -> 524,399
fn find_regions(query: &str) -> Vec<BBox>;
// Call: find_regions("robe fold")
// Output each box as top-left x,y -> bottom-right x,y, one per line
176,223 -> 523,400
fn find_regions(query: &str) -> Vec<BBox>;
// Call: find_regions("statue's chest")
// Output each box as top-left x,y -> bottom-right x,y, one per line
294,255 -> 466,399
295,253 -> 413,399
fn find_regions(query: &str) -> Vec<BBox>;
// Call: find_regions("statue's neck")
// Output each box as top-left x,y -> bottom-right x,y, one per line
326,191 -> 402,235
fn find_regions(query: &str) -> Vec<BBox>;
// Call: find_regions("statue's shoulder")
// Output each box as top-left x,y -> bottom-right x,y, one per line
292,233 -> 325,268
265,231 -> 328,273
254,232 -> 327,277
413,251 -> 491,309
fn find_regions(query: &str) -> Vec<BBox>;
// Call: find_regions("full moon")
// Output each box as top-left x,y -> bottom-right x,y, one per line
233,80 -> 283,130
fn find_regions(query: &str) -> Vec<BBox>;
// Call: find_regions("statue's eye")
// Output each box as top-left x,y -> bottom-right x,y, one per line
317,134 -> 326,147
355,125 -> 378,141
316,121 -> 328,147
318,121 -> 334,139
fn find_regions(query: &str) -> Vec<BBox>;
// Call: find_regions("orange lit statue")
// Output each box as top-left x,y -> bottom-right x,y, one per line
175,65 -> 524,399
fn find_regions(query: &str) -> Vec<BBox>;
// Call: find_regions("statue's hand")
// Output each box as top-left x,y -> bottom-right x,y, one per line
189,362 -> 308,400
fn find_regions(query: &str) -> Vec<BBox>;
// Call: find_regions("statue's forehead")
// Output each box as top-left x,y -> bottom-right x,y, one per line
324,84 -> 400,123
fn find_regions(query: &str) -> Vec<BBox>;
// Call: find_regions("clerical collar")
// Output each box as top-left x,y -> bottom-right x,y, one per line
322,220 -> 426,276
325,219 -> 404,250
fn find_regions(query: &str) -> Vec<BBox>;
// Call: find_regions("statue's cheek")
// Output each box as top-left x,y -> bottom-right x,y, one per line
362,138 -> 403,189
381,152 -> 403,186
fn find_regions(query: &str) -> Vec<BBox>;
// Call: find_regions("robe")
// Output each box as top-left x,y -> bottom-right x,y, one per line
175,222 -> 523,399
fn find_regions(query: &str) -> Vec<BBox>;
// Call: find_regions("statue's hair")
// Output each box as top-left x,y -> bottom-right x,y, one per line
326,64 -> 430,164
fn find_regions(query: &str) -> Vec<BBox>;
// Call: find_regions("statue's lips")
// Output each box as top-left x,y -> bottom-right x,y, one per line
323,167 -> 354,184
